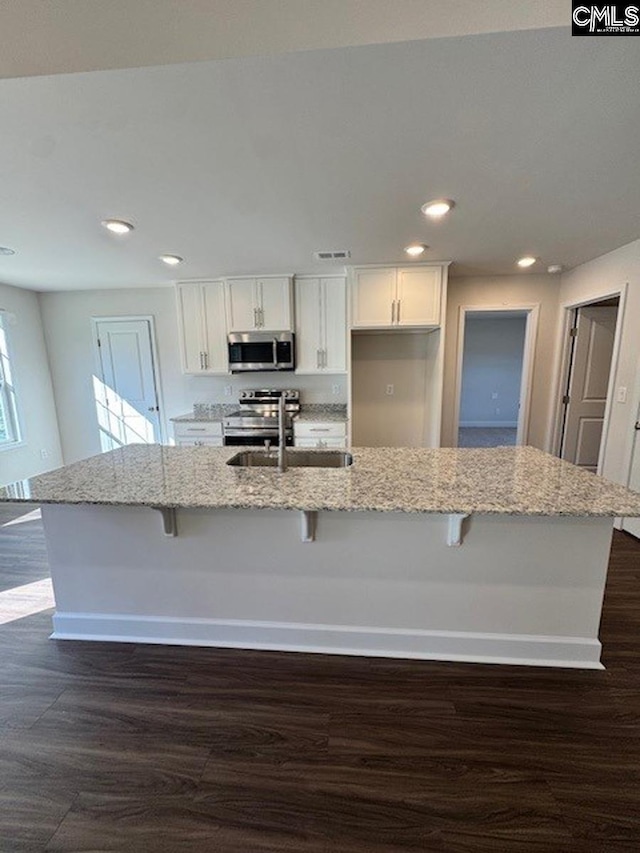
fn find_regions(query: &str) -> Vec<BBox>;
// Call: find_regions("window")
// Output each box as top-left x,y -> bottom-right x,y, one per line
0,312 -> 21,446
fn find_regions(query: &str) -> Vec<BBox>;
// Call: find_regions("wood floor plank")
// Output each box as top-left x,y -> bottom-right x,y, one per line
0,519 -> 640,850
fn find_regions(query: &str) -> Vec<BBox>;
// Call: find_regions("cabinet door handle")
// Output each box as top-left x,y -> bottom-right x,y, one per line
260,307 -> 265,327
316,349 -> 321,369
199,351 -> 204,370
309,428 -> 331,433
322,349 -> 327,368
397,300 -> 401,323
391,300 -> 395,324
253,307 -> 258,327
203,352 -> 209,370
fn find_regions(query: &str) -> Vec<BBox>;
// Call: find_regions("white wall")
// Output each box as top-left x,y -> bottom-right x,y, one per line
0,283 -> 62,485
351,331 -> 438,447
459,316 -> 526,427
442,276 -> 561,448
557,239 -> 640,486
39,287 -> 347,465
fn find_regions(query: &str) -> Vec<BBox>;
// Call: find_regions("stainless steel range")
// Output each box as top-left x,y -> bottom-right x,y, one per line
223,389 -> 300,447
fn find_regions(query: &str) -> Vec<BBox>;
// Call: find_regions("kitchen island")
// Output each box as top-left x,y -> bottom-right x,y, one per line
3,444 -> 640,669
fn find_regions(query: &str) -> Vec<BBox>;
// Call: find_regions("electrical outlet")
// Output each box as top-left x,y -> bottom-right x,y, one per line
617,386 -> 628,404
491,392 -> 498,400
224,385 -> 233,397
332,384 -> 340,395
386,384 -> 394,396
40,448 -> 49,460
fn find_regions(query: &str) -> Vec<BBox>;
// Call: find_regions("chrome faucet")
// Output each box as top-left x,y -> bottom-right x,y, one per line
278,394 -> 287,472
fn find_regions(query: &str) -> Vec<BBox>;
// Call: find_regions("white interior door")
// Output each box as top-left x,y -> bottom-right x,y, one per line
623,414 -> 640,539
93,319 -> 162,451
562,306 -> 617,471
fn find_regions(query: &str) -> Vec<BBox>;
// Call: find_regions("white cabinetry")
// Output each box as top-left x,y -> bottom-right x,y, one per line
294,420 -> 348,448
173,421 -> 223,447
295,276 -> 347,374
225,276 -> 293,331
176,281 -> 228,375
350,265 -> 446,329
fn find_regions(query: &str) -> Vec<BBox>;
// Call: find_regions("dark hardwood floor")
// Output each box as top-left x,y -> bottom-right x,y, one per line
0,505 -> 48,593
1,514 -> 640,851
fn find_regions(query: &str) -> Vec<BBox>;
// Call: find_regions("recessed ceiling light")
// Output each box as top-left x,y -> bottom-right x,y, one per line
102,219 -> 134,235
0,246 -> 16,256
547,264 -> 562,274
159,254 -> 184,266
421,199 -> 454,218
517,256 -> 537,268
404,244 -> 427,256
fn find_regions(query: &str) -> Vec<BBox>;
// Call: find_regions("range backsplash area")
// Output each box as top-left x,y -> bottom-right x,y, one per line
185,373 -> 347,408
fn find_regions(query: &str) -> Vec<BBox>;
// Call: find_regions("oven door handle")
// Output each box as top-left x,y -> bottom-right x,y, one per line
272,337 -> 279,367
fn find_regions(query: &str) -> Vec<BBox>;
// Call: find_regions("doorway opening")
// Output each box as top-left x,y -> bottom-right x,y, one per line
453,306 -> 539,448
91,317 -> 164,451
556,296 -> 620,472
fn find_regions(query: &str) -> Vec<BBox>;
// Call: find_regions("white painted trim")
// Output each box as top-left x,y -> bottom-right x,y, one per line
90,315 -> 166,444
459,421 -> 518,428
452,304 -> 539,448
51,612 -> 604,669
549,284 -> 627,476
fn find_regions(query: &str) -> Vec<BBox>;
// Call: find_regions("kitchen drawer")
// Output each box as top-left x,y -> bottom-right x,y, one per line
176,437 -> 223,447
174,421 -> 223,439
294,437 -> 346,449
293,421 -> 347,439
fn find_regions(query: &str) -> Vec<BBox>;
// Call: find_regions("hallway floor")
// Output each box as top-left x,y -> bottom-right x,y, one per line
458,427 -> 517,447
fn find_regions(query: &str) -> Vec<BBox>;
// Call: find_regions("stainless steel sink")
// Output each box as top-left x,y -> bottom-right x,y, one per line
227,450 -> 353,469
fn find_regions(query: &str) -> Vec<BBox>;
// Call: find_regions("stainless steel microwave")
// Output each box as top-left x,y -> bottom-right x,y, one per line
227,331 -> 295,373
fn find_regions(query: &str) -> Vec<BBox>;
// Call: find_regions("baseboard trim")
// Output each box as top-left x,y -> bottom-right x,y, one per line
459,421 -> 518,428
50,612 -> 604,670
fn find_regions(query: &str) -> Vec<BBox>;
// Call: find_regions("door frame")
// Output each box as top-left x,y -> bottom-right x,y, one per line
452,304 -> 540,447
90,315 -> 166,445
549,285 -> 627,476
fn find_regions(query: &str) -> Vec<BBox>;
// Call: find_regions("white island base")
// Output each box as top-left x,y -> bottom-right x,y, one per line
43,504 -> 613,669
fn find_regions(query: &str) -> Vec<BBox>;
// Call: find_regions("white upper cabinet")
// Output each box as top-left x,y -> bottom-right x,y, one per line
396,266 -> 442,327
350,264 -> 447,329
295,276 -> 347,373
176,281 -> 228,375
350,268 -> 397,328
224,278 -> 256,331
225,276 -> 293,331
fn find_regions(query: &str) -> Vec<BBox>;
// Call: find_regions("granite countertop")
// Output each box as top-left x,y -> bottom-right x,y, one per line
171,404 -> 236,424
172,404 -> 348,424
294,405 -> 348,423
3,445 -> 640,517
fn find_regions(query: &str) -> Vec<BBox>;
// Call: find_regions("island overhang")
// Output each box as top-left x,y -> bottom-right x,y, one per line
3,445 -> 640,671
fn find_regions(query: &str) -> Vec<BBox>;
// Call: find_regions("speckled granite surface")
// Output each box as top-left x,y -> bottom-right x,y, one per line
173,404 -> 348,424
2,445 -> 640,517
295,405 -> 348,423
171,404 -> 236,424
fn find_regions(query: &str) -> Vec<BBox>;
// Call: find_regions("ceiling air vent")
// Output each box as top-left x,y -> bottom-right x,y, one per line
313,250 -> 351,260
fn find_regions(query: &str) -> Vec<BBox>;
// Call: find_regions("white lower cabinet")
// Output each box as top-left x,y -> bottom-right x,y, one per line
294,421 -> 348,448
173,421 -> 223,447
295,437 -> 346,449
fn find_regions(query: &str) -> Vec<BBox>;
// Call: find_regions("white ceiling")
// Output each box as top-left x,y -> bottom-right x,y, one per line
0,1 -> 567,79
0,23 -> 639,291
